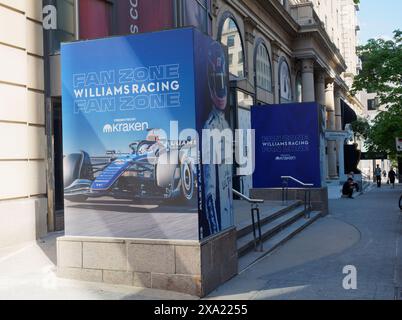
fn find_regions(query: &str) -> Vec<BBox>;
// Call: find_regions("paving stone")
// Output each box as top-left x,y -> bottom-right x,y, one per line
133,272 -> 151,288
175,245 -> 201,275
57,240 -> 82,268
57,267 -> 102,282
127,244 -> 175,274
103,270 -> 133,286
83,242 -> 127,271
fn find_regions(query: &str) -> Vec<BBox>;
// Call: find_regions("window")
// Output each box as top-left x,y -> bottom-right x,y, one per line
228,19 -> 237,30
228,54 -> 233,65
227,35 -> 235,47
220,17 -> 244,78
279,59 -> 292,103
368,98 -> 379,110
296,72 -> 302,102
238,51 -> 243,64
255,43 -> 272,92
47,0 -> 77,54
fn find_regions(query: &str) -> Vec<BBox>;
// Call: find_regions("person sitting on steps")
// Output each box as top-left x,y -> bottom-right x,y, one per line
347,171 -> 360,192
342,178 -> 357,199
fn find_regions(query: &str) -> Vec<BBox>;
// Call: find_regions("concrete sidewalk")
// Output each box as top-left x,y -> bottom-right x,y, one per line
207,185 -> 402,300
0,185 -> 401,300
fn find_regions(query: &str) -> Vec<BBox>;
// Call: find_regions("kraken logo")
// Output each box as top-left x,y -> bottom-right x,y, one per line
103,124 -> 113,133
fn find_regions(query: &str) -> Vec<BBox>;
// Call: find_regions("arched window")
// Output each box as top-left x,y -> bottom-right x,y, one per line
296,72 -> 302,103
219,16 -> 245,78
255,42 -> 272,92
279,59 -> 292,103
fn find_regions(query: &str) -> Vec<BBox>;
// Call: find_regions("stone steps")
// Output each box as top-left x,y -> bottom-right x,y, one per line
238,211 -> 322,271
236,198 -> 323,271
236,200 -> 302,239
237,205 -> 308,257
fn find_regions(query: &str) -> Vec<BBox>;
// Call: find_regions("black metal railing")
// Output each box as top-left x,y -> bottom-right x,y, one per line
281,176 -> 313,219
233,189 -> 264,252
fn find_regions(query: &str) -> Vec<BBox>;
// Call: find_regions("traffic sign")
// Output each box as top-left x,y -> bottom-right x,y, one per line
396,137 -> 402,152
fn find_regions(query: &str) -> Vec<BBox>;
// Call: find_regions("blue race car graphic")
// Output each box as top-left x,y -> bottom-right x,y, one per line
63,137 -> 197,203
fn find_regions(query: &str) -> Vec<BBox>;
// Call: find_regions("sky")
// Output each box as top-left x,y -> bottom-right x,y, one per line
358,0 -> 402,44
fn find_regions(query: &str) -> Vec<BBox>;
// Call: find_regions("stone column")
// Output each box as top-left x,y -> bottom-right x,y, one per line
244,17 -> 257,83
314,71 -> 326,106
301,59 -> 315,102
315,71 -> 327,179
334,88 -> 342,131
271,41 -> 281,104
325,81 -> 338,179
334,87 -> 343,179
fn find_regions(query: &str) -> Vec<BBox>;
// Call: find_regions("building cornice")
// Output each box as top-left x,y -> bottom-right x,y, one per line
255,0 -> 300,34
231,0 -> 299,56
299,26 -> 347,71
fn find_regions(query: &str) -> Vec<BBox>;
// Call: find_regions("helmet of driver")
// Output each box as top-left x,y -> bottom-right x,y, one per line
207,42 -> 228,110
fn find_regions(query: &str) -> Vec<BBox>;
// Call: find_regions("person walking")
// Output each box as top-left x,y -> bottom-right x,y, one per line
375,165 -> 382,188
388,168 -> 396,188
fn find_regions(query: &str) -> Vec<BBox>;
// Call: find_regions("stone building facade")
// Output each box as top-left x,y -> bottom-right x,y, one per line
0,0 -> 365,249
0,0 -> 47,248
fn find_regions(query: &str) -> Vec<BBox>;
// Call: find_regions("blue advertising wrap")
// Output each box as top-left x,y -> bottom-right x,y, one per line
252,103 -> 323,188
61,28 -> 233,241
193,31 -> 233,239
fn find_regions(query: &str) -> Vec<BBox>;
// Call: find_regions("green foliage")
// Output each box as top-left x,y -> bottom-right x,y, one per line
364,106 -> 402,160
351,118 -> 370,140
352,30 -> 402,159
352,30 -> 402,107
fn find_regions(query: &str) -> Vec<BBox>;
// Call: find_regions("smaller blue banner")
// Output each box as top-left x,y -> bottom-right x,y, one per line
252,103 -> 322,188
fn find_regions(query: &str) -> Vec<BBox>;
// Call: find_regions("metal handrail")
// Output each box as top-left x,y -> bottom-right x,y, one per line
281,176 -> 313,219
233,189 -> 264,204
361,172 -> 373,182
233,189 -> 264,252
280,176 -> 314,187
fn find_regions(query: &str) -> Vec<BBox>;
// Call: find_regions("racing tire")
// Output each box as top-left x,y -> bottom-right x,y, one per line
179,159 -> 195,202
63,152 -> 93,203
64,152 -> 93,187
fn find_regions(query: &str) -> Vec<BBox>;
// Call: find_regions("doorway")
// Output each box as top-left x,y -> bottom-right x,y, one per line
230,87 -> 254,197
52,98 -> 65,231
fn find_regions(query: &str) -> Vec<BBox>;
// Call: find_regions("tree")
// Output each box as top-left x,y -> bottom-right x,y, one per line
352,30 -> 402,159
353,30 -> 402,107
365,107 -> 402,160
351,118 -> 370,140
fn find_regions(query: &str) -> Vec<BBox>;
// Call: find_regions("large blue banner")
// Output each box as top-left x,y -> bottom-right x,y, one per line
193,31 -> 233,239
61,28 -> 233,241
252,103 -> 323,188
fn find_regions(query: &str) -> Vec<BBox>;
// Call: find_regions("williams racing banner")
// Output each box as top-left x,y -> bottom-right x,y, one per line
252,103 -> 324,188
61,27 -> 233,241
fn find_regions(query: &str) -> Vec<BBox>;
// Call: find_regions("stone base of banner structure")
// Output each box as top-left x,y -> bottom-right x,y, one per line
250,187 -> 329,215
56,228 -> 237,297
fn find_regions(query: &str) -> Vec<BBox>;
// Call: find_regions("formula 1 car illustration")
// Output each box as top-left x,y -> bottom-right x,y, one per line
63,129 -> 197,203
